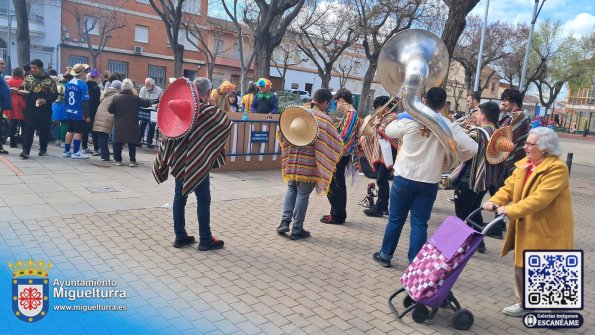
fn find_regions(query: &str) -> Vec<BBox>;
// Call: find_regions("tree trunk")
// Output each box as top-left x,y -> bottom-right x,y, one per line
440,0 -> 480,59
359,59 -> 378,117
207,62 -> 214,82
12,0 -> 30,67
173,45 -> 184,78
253,34 -> 274,79
321,65 -> 332,88
91,53 -> 98,69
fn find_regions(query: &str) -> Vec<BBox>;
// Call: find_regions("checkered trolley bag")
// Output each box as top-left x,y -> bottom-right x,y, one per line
388,209 -> 505,330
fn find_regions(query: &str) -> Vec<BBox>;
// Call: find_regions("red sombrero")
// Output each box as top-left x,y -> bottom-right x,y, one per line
157,78 -> 200,139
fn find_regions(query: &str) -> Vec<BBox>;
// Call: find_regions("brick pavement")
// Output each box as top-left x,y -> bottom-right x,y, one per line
0,140 -> 593,334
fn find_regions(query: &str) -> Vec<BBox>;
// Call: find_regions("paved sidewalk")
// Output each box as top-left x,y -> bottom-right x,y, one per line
0,140 -> 593,334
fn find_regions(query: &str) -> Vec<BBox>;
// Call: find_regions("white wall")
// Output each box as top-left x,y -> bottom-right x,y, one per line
0,0 -> 62,71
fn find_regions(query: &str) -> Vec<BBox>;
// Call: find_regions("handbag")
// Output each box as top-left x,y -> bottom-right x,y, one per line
51,101 -> 66,121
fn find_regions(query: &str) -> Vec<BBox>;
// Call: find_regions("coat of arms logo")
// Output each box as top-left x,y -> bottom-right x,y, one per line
8,259 -> 52,322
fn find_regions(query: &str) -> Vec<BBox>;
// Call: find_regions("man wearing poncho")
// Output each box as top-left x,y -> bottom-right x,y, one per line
276,89 -> 343,240
153,77 -> 232,251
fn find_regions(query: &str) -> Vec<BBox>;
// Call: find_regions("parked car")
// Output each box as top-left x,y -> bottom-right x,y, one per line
287,90 -> 311,101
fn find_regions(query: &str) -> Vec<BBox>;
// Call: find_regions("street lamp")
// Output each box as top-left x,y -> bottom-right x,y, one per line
519,0 -> 546,93
473,0 -> 490,93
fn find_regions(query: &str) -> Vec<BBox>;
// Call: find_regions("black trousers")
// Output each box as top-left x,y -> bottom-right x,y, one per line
82,113 -> 99,151
22,108 -> 52,152
454,182 -> 487,231
374,163 -> 391,213
9,119 -> 24,146
97,132 -> 110,161
113,143 -> 136,162
327,156 -> 350,222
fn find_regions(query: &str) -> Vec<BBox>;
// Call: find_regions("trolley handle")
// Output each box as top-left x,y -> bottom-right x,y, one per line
464,208 -> 506,236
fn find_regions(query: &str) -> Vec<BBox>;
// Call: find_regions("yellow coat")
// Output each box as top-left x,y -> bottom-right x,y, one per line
489,156 -> 574,267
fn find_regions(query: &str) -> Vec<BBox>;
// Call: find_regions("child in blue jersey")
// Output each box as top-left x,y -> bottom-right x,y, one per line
63,64 -> 91,159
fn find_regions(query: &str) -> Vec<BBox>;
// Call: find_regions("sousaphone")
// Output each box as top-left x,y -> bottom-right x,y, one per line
377,29 -> 458,170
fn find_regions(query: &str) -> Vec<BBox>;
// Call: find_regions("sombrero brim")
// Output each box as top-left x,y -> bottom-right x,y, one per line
486,126 -> 513,164
359,114 -> 375,137
157,78 -> 199,139
279,106 -> 318,147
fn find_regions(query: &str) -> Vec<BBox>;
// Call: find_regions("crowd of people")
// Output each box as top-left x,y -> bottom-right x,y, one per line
0,57 -> 575,320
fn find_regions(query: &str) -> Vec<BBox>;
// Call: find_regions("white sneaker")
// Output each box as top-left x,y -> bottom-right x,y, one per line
502,303 -> 529,317
71,152 -> 89,160
62,151 -> 72,158
56,140 -> 61,147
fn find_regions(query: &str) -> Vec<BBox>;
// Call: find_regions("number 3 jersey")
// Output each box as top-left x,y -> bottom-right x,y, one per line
64,78 -> 89,120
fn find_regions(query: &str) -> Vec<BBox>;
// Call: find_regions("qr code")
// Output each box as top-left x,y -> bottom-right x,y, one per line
524,250 -> 583,309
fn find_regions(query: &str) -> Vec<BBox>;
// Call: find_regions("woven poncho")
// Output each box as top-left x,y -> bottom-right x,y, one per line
278,109 -> 343,194
153,103 -> 232,196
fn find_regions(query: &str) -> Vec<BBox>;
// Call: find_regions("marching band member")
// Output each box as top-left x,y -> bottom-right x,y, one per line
358,96 -> 399,217
276,89 -> 343,240
320,88 -> 360,225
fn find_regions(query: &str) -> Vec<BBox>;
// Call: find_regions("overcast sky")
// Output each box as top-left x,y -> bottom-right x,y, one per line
470,0 -> 595,37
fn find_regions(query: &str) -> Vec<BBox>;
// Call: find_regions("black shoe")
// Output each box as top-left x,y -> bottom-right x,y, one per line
172,235 -> 196,248
320,215 -> 344,225
289,229 -> 311,240
276,221 -> 290,234
19,150 -> 29,159
9,143 -> 17,148
383,210 -> 389,216
486,230 -> 503,240
198,237 -> 224,251
363,208 -> 384,217
38,150 -> 48,156
477,241 -> 486,253
373,252 -> 391,268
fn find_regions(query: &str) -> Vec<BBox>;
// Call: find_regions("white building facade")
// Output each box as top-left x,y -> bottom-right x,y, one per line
0,0 -> 62,73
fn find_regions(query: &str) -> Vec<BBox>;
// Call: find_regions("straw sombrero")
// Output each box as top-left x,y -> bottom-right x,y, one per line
359,114 -> 375,137
486,126 -> 514,164
157,78 -> 200,139
279,106 -> 318,147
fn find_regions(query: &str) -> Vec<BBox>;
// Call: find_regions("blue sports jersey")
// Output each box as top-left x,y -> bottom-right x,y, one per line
64,78 -> 89,120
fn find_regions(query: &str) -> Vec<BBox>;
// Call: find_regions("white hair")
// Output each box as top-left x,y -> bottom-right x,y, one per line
193,77 -> 212,97
530,127 -> 563,157
145,77 -> 155,85
121,79 -> 135,91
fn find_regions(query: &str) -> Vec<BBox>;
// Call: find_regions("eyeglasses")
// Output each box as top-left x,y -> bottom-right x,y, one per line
524,142 -> 538,147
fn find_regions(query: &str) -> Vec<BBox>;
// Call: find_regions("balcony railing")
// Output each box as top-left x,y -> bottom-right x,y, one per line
0,9 -> 44,25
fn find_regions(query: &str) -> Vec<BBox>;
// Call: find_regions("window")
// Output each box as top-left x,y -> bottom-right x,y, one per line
491,82 -> 496,94
148,65 -> 166,88
135,25 -> 149,43
214,38 -> 223,53
108,60 -> 128,78
182,0 -> 201,15
84,16 -> 99,35
69,55 -> 89,67
291,83 -> 299,89
353,61 -> 361,73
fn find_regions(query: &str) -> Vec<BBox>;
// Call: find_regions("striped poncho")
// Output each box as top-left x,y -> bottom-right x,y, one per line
278,110 -> 344,194
338,106 -> 360,156
467,126 -> 508,192
359,111 -> 398,170
153,103 -> 232,196
500,110 -> 530,172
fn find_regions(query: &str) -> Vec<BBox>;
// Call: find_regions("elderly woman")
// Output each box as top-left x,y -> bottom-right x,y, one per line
107,79 -> 151,167
93,80 -> 121,161
483,127 -> 574,317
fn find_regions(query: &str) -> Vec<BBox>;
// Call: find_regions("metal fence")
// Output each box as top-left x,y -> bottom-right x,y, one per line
226,118 -> 281,160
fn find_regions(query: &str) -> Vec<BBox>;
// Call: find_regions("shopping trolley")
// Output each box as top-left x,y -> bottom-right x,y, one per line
388,208 -> 505,330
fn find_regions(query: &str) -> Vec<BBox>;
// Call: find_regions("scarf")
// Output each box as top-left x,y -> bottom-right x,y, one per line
256,91 -> 272,100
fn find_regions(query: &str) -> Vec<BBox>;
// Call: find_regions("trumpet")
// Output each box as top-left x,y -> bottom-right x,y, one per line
359,97 -> 399,137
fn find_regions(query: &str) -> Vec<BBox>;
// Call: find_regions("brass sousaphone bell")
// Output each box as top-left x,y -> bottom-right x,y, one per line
377,29 -> 459,170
